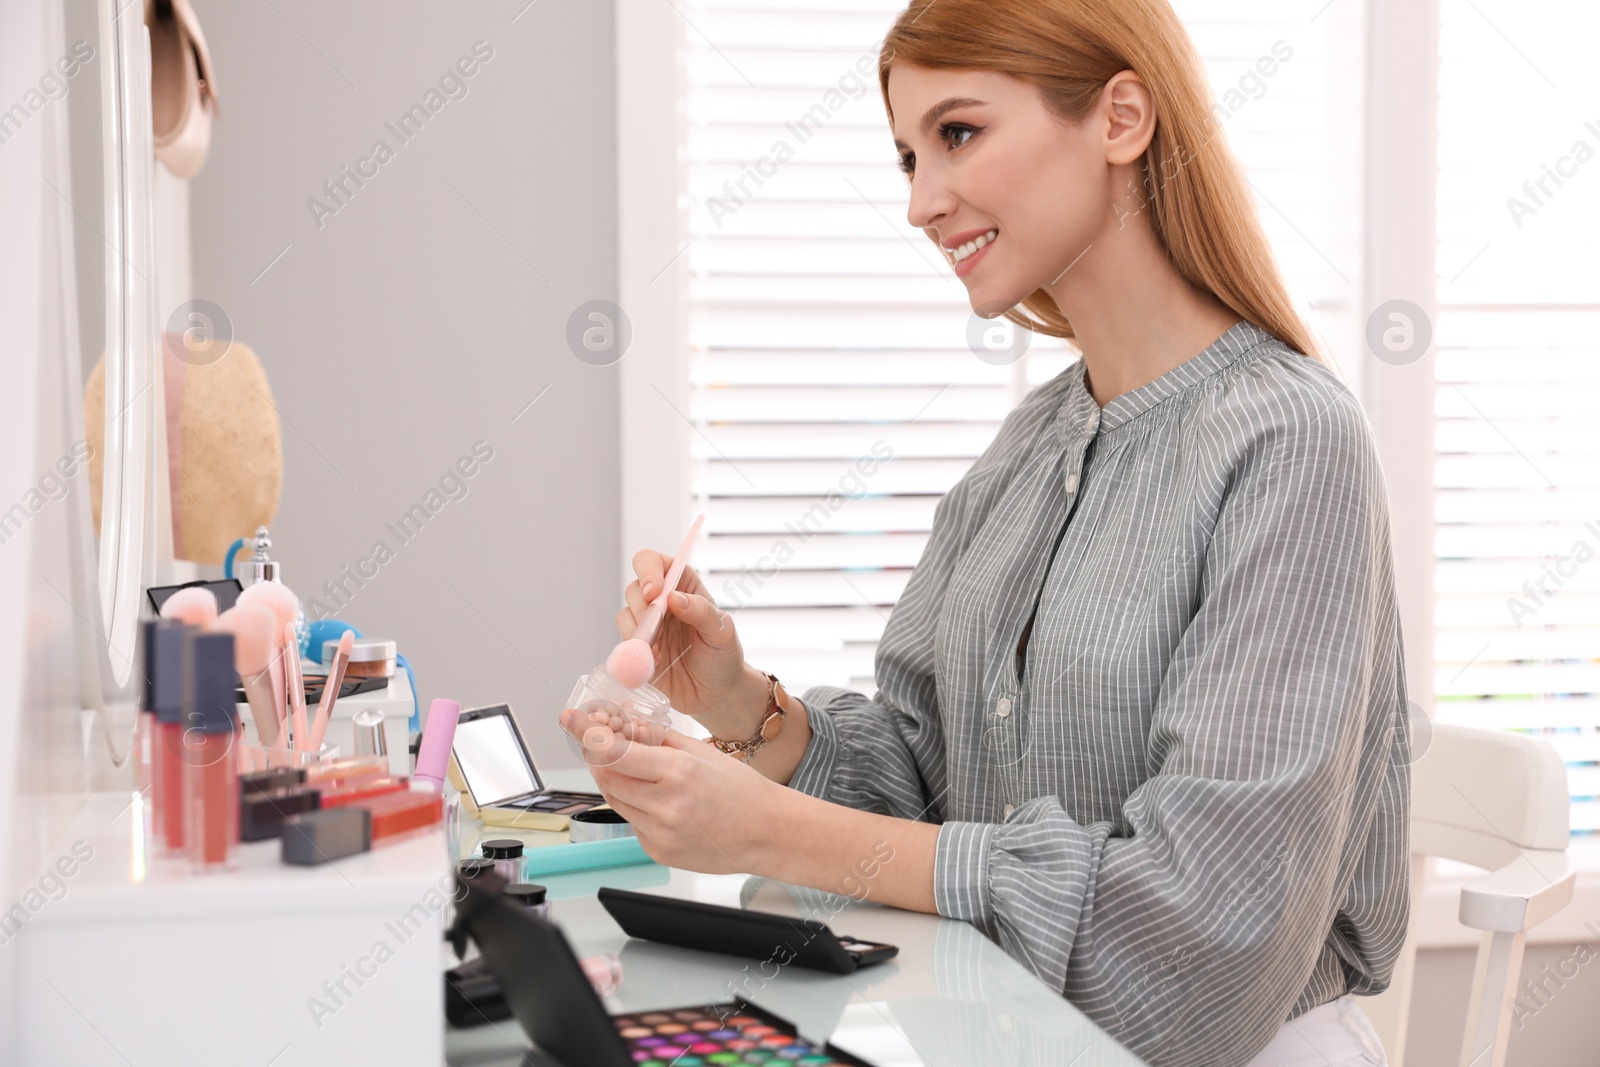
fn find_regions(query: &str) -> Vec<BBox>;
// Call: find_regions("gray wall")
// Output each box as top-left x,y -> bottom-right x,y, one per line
190,0 -> 619,767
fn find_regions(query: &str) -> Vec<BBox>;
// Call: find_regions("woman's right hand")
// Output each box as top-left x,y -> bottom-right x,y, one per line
619,548 -> 770,741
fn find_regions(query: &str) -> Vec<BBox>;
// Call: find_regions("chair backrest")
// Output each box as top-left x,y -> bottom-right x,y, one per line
1364,723 -> 1573,1067
1411,723 -> 1571,866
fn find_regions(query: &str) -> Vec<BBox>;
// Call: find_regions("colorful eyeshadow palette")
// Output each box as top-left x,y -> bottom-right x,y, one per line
610,1001 -> 876,1066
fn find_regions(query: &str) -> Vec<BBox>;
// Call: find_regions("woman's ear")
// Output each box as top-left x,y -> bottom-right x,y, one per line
1100,70 -> 1157,167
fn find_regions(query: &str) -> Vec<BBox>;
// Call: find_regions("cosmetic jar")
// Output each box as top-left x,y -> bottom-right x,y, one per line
457,857 -> 496,880
331,637 -> 397,680
502,883 -> 549,919
566,663 -> 673,747
568,807 -> 634,843
480,839 -> 525,883
183,632 -> 241,872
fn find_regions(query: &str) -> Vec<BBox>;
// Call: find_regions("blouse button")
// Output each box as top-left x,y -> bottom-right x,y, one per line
1066,471 -> 1079,493
995,697 -> 1012,718
1003,803 -> 1016,818
1086,410 -> 1100,432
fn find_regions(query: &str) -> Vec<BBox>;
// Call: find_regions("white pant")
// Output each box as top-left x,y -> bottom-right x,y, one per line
1241,994 -> 1388,1067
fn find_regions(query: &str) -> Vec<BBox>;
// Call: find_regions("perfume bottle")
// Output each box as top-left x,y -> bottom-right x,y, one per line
241,525 -> 311,658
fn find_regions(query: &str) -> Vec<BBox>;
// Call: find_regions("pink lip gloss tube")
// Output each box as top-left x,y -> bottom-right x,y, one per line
150,623 -> 198,855
183,632 -> 241,871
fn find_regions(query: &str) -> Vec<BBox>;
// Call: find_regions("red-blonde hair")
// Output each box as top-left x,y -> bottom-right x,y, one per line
877,0 -> 1326,364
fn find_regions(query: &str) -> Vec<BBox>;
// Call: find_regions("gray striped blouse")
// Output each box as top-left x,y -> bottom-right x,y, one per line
787,320 -> 1412,1067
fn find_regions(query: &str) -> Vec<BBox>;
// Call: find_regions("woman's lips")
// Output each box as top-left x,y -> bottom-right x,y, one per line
953,233 -> 995,278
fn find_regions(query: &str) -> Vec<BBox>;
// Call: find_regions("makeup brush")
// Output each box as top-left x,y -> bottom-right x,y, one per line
306,631 -> 353,753
605,513 -> 705,690
237,581 -> 300,747
283,621 -> 311,750
211,603 -> 282,748
159,586 -> 219,627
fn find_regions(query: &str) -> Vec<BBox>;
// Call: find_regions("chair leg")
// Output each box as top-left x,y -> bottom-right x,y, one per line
1459,928 -> 1526,1067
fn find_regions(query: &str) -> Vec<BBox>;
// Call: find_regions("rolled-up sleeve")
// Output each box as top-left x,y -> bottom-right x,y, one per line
929,393 -> 1409,1065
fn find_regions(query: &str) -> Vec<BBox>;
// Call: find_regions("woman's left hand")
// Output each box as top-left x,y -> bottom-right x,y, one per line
558,708 -> 784,874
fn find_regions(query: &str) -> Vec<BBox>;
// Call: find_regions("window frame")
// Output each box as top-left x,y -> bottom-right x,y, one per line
613,0 -> 1600,943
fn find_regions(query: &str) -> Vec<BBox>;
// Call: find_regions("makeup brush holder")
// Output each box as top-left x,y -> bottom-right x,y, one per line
567,663 -> 673,747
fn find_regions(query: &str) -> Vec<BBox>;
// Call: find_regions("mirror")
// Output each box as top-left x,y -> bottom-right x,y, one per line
53,0 -> 161,745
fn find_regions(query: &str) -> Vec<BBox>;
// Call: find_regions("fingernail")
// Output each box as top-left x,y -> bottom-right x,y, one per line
670,591 -> 686,607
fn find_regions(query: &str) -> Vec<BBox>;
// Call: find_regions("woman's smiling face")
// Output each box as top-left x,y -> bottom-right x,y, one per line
888,63 -> 1124,318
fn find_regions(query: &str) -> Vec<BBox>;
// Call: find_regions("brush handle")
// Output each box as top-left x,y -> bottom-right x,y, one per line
240,670 -> 281,747
285,622 -> 310,751
630,600 -> 669,648
266,656 -> 288,750
307,640 -> 351,752
638,513 -> 705,644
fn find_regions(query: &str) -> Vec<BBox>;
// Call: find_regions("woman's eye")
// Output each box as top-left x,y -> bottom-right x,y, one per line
940,122 -> 975,150
897,123 -> 978,179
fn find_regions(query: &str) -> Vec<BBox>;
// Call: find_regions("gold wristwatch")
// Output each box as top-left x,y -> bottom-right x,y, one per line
706,670 -> 787,762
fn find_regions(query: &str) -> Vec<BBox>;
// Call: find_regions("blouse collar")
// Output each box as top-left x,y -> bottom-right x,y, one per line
1056,319 -> 1277,444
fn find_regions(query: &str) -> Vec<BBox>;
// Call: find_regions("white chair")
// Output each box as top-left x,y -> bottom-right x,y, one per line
1363,722 -> 1576,1067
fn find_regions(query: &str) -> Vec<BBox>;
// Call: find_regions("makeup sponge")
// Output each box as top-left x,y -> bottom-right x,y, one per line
158,585 -> 218,627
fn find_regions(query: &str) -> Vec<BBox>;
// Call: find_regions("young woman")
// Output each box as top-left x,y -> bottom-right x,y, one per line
562,2 -> 1410,1064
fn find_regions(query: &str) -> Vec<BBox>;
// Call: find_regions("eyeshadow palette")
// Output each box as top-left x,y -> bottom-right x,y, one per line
610,1001 -> 875,1066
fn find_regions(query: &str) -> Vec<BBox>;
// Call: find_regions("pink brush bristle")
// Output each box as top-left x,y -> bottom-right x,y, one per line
236,580 -> 298,631
606,639 -> 654,689
160,586 -> 219,627
212,603 -> 281,746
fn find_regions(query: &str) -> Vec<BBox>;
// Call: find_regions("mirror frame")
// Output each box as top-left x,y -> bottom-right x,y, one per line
95,0 -> 157,695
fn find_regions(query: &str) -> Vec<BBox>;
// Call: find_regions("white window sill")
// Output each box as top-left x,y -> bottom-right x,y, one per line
1413,837 -> 1600,949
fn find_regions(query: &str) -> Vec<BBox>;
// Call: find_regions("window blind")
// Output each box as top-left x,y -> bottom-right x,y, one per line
682,0 -> 1360,694
1434,1 -> 1600,833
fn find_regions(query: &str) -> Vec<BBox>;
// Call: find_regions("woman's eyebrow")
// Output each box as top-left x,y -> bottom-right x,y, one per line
892,96 -> 988,151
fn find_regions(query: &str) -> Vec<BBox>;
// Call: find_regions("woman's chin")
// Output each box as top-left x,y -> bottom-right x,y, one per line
973,293 -> 1019,319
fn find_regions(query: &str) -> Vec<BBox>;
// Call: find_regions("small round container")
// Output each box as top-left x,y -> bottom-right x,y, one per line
328,637 -> 397,679
457,857 -> 496,880
566,663 -> 673,746
480,839 -> 525,884
568,807 -> 634,843
502,883 -> 549,919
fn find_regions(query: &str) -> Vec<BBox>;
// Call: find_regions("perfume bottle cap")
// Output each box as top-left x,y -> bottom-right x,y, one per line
242,525 -> 281,584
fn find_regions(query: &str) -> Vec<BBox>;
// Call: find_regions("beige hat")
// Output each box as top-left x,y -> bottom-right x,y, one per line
85,334 -> 282,565
145,0 -> 219,179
